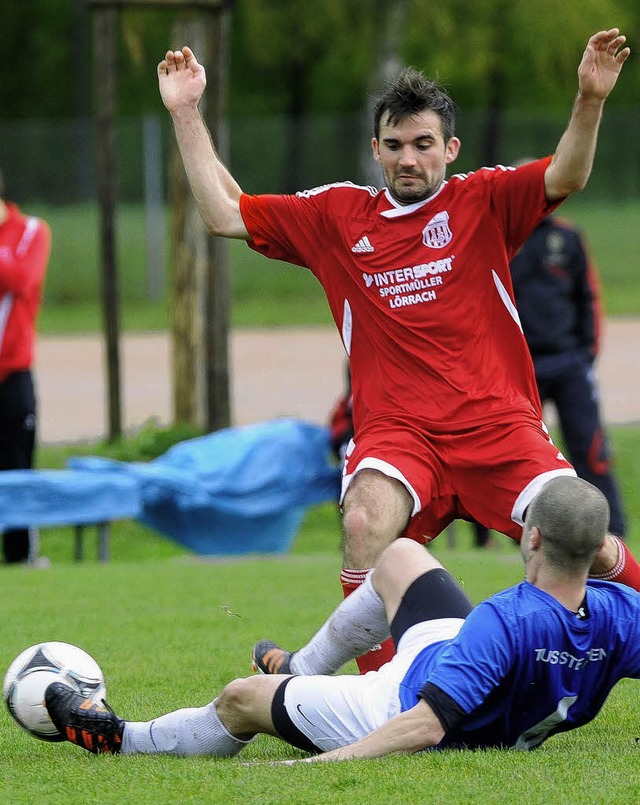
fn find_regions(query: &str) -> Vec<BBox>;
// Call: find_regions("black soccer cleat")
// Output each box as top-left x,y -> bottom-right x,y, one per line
45,681 -> 124,755
251,640 -> 295,675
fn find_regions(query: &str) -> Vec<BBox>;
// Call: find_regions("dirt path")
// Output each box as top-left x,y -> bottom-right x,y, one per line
36,320 -> 639,444
37,327 -> 346,444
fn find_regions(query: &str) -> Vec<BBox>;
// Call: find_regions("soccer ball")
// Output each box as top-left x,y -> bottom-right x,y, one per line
3,641 -> 106,742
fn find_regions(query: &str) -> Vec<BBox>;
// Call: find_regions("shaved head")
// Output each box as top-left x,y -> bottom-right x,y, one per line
523,477 -> 609,573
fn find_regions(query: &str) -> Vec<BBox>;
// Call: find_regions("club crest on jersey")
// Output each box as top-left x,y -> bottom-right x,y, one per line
422,211 -> 452,249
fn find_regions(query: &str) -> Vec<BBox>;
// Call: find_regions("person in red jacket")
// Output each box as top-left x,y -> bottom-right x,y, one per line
0,168 -> 51,564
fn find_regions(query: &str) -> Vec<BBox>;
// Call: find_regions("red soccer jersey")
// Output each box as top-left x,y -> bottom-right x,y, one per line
240,158 -> 560,433
0,203 -> 51,381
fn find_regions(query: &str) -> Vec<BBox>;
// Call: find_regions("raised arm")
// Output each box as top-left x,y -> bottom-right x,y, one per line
157,47 -> 249,239
545,29 -> 630,201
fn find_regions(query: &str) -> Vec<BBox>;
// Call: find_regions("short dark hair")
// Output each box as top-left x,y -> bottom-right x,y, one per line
524,477 -> 609,573
372,67 -> 457,142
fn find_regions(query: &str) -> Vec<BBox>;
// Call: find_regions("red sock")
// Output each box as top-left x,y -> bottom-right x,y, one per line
340,569 -> 396,674
591,536 -> 640,592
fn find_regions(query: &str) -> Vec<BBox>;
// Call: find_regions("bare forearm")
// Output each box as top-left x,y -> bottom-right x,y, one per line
309,704 -> 443,762
545,94 -> 604,200
312,737 -> 422,762
170,106 -> 248,239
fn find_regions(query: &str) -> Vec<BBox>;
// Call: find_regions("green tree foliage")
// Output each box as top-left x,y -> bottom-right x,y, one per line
404,0 -> 637,108
230,0 -> 380,189
1,0 -> 636,120
230,0 -> 376,114
115,8 -> 174,114
0,0 -> 74,118
0,0 -> 174,119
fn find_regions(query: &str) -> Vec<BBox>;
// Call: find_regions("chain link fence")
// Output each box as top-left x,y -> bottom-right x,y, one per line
2,107 -> 639,205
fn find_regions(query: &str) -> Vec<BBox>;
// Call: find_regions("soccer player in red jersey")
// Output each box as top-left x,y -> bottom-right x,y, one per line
157,29 -> 637,673
0,168 -> 51,565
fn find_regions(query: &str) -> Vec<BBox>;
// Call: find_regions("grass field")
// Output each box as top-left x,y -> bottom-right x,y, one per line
4,548 -> 640,805
30,198 -> 640,334
1,426 -> 640,804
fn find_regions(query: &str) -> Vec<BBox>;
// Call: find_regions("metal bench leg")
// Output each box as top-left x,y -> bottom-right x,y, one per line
74,525 -> 84,561
445,522 -> 457,548
27,528 -> 40,564
97,522 -> 110,563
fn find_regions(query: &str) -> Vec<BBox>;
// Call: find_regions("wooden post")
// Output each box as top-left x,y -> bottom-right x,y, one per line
170,8 -> 230,430
87,0 -> 231,434
92,5 -> 122,440
203,7 -> 231,430
170,16 -> 206,425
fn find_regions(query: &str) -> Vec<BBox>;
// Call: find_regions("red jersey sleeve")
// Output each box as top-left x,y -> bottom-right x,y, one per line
239,191 -> 328,268
486,156 -> 560,258
0,215 -> 51,296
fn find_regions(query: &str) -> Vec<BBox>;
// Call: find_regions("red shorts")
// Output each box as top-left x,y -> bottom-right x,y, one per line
341,414 -> 575,542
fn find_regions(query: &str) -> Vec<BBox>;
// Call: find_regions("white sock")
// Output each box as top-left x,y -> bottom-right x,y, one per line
121,698 -> 254,756
291,572 -> 389,675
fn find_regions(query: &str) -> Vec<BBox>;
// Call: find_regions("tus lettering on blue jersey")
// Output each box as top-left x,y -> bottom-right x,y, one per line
533,647 -> 607,669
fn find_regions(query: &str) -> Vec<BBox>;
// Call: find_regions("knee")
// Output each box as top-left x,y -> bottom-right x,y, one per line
216,677 -> 255,723
373,538 -> 434,590
379,537 -> 425,568
342,504 -> 392,568
341,472 -> 413,569
342,504 -> 371,544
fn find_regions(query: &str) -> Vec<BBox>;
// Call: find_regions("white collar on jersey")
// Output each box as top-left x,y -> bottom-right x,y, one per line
380,182 -> 447,218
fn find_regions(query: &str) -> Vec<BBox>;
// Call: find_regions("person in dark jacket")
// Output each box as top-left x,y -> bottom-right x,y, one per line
509,211 -> 626,538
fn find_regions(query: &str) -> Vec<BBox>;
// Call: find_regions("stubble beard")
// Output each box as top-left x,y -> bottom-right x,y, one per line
385,169 -> 444,205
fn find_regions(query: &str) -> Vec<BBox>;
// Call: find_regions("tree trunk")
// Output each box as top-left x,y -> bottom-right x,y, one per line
169,11 -> 231,430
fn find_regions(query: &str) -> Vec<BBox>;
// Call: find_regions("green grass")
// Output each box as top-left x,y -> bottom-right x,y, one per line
31,199 -> 640,334
2,540 -> 639,803
1,425 -> 640,803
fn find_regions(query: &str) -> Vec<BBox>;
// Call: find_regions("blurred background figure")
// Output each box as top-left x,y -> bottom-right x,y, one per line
328,363 -> 353,466
508,176 -> 626,539
0,168 -> 51,564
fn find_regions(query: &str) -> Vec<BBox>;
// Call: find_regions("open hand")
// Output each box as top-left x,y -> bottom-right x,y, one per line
157,47 -> 206,112
578,29 -> 630,101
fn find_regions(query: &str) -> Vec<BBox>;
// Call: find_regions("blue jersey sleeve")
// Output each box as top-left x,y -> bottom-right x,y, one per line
422,598 -> 516,715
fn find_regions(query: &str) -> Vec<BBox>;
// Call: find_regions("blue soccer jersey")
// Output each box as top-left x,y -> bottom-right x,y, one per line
399,580 -> 640,749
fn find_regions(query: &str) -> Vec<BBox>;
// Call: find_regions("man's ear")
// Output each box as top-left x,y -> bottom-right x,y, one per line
371,138 -> 381,163
445,137 -> 461,165
529,525 -> 542,551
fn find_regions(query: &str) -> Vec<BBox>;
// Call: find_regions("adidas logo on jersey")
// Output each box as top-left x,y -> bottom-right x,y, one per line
351,236 -> 375,253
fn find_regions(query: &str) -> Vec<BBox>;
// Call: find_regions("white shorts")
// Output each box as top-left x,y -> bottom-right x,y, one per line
281,618 -> 464,753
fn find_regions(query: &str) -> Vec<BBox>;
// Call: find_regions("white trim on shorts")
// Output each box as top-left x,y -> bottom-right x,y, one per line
511,468 -> 577,526
340,443 -> 422,516
283,617 -> 464,753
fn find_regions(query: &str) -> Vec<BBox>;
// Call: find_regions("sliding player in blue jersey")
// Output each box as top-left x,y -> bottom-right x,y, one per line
43,475 -> 640,760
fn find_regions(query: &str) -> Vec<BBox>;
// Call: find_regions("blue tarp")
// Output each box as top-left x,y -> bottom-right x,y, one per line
68,419 -> 341,555
0,469 -> 141,530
